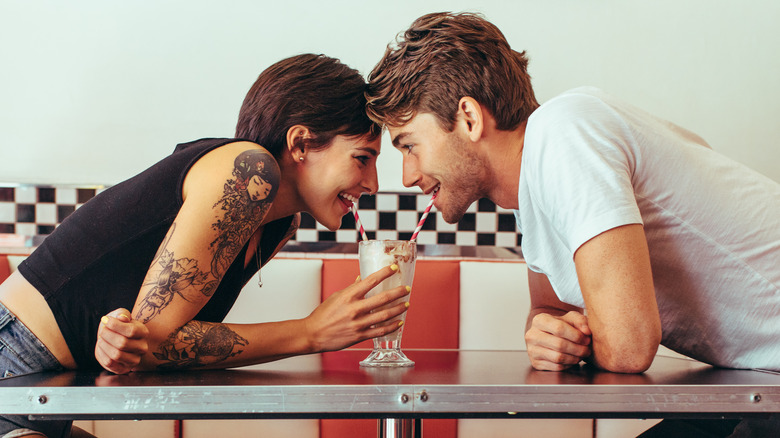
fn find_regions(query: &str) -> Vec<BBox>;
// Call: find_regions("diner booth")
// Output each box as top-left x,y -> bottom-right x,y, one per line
0,185 -> 688,438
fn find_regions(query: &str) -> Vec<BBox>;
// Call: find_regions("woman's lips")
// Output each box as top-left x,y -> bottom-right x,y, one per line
338,193 -> 357,215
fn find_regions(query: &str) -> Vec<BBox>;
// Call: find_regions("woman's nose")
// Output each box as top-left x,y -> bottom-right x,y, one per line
363,163 -> 379,195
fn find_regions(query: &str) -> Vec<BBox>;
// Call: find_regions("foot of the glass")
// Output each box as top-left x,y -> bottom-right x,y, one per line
360,348 -> 415,367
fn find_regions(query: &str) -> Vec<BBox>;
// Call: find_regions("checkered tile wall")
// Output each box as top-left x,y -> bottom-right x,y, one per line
0,185 -> 522,248
0,186 -> 104,236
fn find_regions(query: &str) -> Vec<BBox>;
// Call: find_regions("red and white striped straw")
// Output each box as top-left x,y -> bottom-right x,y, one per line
351,204 -> 369,242
410,191 -> 438,242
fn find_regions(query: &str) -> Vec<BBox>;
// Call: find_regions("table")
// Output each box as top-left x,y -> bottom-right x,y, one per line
2,350 -> 780,437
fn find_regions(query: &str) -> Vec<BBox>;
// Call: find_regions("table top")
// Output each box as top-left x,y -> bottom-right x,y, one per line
2,350 -> 779,420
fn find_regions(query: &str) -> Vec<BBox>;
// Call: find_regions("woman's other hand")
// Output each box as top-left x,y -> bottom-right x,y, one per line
95,307 -> 150,374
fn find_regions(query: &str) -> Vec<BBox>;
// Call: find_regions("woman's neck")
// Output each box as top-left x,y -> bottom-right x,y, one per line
262,168 -> 301,224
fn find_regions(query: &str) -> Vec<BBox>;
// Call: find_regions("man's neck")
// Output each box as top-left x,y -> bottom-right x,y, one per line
481,120 -> 526,210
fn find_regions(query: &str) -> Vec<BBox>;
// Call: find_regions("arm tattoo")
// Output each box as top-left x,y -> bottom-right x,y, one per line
135,150 -> 279,323
136,224 -> 217,323
209,150 -> 279,278
153,321 -> 249,370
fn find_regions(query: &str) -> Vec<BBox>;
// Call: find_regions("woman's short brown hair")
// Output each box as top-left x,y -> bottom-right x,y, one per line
236,54 -> 381,159
366,12 -> 539,131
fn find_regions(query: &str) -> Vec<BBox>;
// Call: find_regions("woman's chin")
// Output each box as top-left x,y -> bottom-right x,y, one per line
313,213 -> 343,232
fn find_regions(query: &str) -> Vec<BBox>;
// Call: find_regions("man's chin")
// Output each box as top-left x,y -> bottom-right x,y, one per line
440,208 -> 466,225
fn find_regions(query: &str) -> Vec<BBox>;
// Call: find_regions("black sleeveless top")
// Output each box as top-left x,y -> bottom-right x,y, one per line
19,138 -> 295,369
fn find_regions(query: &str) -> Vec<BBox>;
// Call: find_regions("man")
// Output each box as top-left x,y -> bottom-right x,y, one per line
365,13 -> 780,435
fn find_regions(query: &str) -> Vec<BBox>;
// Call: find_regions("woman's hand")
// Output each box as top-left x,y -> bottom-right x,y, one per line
525,310 -> 592,371
304,264 -> 411,353
95,308 -> 150,374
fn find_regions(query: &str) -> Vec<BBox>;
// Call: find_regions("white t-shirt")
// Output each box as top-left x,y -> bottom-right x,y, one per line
515,87 -> 780,370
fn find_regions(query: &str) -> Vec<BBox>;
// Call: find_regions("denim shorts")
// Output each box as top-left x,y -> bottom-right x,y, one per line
0,301 -> 71,438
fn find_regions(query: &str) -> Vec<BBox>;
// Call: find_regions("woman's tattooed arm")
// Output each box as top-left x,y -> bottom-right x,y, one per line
209,150 -> 280,278
153,321 -> 249,370
136,225 -> 216,323
135,149 -> 280,323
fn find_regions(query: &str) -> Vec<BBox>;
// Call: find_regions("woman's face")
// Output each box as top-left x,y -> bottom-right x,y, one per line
297,134 -> 380,230
247,174 -> 272,202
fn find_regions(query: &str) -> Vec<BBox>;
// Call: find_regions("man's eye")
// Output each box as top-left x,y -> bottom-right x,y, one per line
355,155 -> 369,165
403,144 -> 414,154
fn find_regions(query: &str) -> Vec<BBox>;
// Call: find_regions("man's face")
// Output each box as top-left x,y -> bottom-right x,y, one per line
388,112 -> 488,224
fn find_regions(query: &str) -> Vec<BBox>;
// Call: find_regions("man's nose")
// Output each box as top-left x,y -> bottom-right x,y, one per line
402,156 -> 421,188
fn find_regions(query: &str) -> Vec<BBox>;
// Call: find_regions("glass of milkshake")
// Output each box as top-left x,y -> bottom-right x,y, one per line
358,240 -> 417,367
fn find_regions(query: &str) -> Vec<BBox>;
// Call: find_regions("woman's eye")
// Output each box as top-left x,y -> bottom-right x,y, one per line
403,144 -> 414,154
355,155 -> 369,165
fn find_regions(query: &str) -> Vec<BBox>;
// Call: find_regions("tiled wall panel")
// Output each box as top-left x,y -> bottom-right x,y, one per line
0,185 -> 522,249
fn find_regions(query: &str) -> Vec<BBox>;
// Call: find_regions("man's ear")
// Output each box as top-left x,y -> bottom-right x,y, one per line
456,97 -> 484,142
286,125 -> 310,162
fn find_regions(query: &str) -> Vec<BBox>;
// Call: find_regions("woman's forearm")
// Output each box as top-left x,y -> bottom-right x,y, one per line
138,319 -> 313,371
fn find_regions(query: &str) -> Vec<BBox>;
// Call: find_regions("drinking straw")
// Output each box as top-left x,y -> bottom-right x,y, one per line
351,204 -> 369,241
410,191 -> 438,242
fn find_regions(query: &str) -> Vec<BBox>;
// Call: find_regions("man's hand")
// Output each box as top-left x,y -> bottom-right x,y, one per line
95,307 -> 150,374
525,310 -> 592,371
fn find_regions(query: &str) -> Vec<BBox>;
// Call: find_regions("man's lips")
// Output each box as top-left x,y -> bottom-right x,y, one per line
425,184 -> 440,196
428,184 -> 440,203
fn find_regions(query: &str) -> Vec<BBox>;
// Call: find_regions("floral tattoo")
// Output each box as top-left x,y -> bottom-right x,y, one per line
153,321 -> 249,370
136,225 -> 217,323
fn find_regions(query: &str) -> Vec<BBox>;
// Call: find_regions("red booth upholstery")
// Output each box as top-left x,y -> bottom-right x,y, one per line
320,259 -> 461,438
0,255 -> 11,283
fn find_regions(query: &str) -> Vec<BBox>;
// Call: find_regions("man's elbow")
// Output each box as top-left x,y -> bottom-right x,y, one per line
599,352 -> 655,373
596,336 -> 661,374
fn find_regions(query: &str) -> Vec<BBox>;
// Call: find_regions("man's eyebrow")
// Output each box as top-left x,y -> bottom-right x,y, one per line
391,132 -> 410,148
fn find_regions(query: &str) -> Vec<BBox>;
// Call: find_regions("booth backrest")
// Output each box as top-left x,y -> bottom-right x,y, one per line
319,258 -> 461,438
0,255 -> 10,283
321,259 -> 461,349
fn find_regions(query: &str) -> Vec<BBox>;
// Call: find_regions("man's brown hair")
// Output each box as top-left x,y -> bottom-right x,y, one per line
366,12 -> 539,131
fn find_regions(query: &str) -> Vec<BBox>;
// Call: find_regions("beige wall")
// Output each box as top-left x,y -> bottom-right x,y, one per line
2,0 -> 778,188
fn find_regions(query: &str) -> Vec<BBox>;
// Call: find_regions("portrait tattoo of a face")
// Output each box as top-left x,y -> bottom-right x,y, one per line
209,150 -> 280,278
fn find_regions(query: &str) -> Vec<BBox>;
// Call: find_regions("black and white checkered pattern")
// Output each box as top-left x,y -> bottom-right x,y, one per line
0,185 -> 522,248
0,185 -> 103,236
295,193 -> 521,247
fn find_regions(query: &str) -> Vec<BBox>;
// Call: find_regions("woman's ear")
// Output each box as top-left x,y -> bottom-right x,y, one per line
456,97 -> 484,143
286,125 -> 310,162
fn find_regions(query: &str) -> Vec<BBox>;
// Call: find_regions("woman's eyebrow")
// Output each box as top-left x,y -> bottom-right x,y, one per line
357,146 -> 379,156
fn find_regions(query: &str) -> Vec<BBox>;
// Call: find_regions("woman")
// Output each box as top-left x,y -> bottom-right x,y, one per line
0,54 -> 409,438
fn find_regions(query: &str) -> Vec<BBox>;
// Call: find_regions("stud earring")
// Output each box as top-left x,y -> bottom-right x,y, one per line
299,157 -> 305,162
